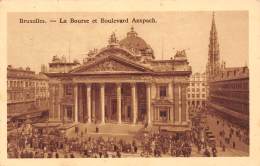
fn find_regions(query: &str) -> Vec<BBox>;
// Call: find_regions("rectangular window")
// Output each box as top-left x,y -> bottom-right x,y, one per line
160,111 -> 167,117
159,85 -> 167,98
202,94 -> 205,98
196,88 -> 200,92
192,88 -> 195,92
202,88 -> 205,92
192,94 -> 195,98
197,94 -> 200,98
65,84 -> 73,95
159,107 -> 170,121
66,106 -> 73,120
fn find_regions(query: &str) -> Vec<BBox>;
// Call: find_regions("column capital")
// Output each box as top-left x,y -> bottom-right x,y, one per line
85,83 -> 92,87
130,82 -> 136,87
173,81 -> 182,85
73,83 -> 78,87
116,82 -> 122,87
168,81 -> 173,84
100,83 -> 105,89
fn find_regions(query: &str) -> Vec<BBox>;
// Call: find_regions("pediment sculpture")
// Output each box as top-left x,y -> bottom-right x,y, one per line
87,59 -> 140,72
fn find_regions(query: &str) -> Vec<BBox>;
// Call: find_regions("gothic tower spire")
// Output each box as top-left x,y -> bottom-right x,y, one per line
207,11 -> 220,79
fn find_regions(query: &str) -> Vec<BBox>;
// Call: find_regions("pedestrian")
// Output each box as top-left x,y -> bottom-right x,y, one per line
204,148 -> 210,157
99,151 -> 102,158
212,146 -> 217,157
233,141 -> 236,149
55,152 -> 59,158
134,145 -> 138,153
116,150 -> 121,158
70,153 -> 75,158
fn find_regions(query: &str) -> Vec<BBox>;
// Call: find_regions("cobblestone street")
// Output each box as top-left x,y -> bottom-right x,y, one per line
205,113 -> 249,155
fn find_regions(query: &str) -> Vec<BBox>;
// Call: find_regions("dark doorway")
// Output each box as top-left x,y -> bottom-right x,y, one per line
127,106 -> 131,119
111,99 -> 117,121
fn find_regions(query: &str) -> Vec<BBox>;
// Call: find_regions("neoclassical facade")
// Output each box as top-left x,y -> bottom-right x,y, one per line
46,28 -> 192,130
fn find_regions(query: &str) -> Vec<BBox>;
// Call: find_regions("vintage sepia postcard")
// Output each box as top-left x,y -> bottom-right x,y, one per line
0,0 -> 260,166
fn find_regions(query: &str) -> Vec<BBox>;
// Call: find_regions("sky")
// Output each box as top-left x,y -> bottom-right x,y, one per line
7,11 -> 248,73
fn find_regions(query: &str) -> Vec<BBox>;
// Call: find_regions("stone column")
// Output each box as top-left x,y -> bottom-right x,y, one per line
168,82 -> 173,100
100,83 -> 105,124
185,84 -> 189,123
64,106 -> 67,122
74,84 -> 78,123
58,104 -> 61,121
131,83 -> 137,124
151,83 -> 157,99
86,83 -> 92,124
186,100 -> 189,122
178,84 -> 182,123
92,87 -> 95,122
50,85 -> 55,121
78,85 -> 82,123
146,83 -> 151,125
117,83 -> 122,124
58,83 -> 63,121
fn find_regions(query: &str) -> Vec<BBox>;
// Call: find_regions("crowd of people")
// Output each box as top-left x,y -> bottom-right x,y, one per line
8,127 -> 138,158
140,132 -> 192,157
8,124 -> 195,158
8,107 -> 249,158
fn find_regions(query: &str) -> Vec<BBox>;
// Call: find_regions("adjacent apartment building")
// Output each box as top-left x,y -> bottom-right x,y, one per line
187,72 -> 207,109
7,65 -> 49,124
206,13 -> 249,128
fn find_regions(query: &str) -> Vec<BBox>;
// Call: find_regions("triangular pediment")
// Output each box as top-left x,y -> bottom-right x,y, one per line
70,55 -> 152,74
